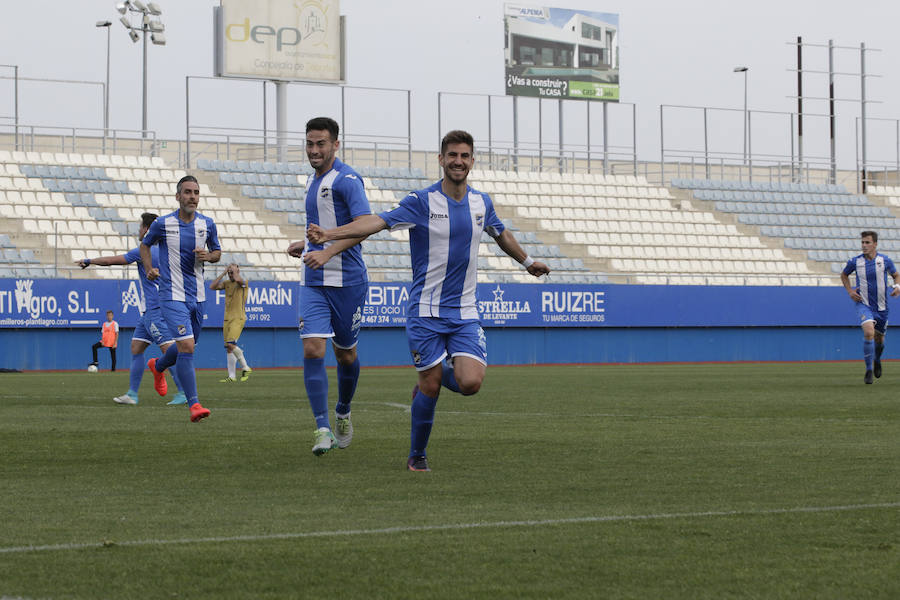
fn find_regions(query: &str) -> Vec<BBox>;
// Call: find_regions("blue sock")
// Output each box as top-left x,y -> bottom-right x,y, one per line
175,352 -> 199,407
304,357 -> 330,429
129,352 -> 145,394
156,343 -> 178,372
335,357 -> 360,417
409,388 -> 438,458
441,360 -> 461,393
876,343 -> 885,361
864,339 -> 875,371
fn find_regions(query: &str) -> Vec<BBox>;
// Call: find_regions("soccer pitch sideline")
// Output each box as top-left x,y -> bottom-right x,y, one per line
0,363 -> 898,599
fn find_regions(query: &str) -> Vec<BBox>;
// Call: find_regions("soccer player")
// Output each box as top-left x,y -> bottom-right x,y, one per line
210,263 -> 252,383
89,310 -> 119,371
141,175 -> 221,422
840,230 -> 900,384
76,212 -> 186,405
307,129 -> 551,471
286,116 -> 371,456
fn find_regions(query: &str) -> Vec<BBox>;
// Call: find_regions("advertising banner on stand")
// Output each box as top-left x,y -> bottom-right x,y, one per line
504,3 -> 619,101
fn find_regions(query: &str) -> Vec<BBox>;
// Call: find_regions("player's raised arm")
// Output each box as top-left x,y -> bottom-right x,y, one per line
494,229 -> 550,277
75,254 -> 129,269
307,214 -> 388,245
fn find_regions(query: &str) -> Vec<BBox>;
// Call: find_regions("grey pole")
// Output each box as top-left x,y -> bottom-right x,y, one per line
487,95 -> 492,165
184,76 -> 190,168
659,105 -> 664,185
512,95 -> 518,172
558,99 -> 563,173
142,23 -> 148,138
860,42 -> 868,192
743,70 -> 748,164
703,107 -> 710,179
747,110 -> 752,182
407,89 -> 412,171
828,39 -> 836,184
602,101 -> 608,176
632,103 -> 638,177
538,98 -> 543,171
437,92 -> 442,153
262,81 -> 268,163
896,119 -> 899,186
276,81 -> 287,163
340,85 -> 345,156
586,100 -> 591,174
13,65 -> 18,151
797,36 -> 803,182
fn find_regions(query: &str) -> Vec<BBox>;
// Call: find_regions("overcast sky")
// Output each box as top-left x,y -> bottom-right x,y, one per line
1,0 -> 898,171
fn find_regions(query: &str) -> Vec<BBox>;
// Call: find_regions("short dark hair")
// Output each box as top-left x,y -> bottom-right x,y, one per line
440,130 -> 474,155
862,230 -> 878,242
106,310 -> 113,315
306,117 -> 339,141
140,212 -> 158,229
176,175 -> 198,194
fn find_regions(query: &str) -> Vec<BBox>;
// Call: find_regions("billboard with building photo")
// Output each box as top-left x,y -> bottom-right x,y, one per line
504,3 -> 619,101
214,0 -> 343,82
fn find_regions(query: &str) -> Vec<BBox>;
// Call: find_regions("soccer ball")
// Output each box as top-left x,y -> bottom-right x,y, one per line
87,364 -> 98,373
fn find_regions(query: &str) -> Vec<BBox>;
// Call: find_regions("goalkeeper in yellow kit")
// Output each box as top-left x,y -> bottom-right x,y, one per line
210,263 -> 252,382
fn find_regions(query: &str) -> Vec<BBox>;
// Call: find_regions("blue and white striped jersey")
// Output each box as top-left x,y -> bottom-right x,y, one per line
379,181 -> 505,320
141,211 -> 221,303
124,245 -> 162,313
843,252 -> 897,311
302,158 -> 371,287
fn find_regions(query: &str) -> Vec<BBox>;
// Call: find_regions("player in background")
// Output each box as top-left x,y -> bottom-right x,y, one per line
89,310 -> 119,371
210,263 -> 252,382
840,230 -> 900,384
308,129 -> 551,471
76,212 -> 186,405
286,116 -> 371,456
142,175 -> 221,422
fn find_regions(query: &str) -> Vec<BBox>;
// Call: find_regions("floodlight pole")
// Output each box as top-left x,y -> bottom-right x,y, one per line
276,81 -> 287,163
142,21 -> 149,138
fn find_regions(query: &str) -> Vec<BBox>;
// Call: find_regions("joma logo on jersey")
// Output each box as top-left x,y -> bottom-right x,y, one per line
430,212 -> 448,219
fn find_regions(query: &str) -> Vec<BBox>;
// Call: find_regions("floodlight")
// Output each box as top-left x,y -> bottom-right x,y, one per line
148,20 -> 164,32
96,20 -> 112,27
132,0 -> 147,12
142,14 -> 151,25
733,66 -> 748,72
119,15 -> 131,29
147,2 -> 162,16
129,29 -> 140,43
150,32 -> 166,45
115,1 -> 129,15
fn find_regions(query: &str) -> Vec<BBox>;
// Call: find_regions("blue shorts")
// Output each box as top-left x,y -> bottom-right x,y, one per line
406,317 -> 487,371
132,307 -> 174,347
856,303 -> 889,334
161,299 -> 205,343
299,283 -> 367,349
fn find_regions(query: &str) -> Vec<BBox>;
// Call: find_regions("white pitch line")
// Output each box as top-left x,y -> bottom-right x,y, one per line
1,502 -> 897,556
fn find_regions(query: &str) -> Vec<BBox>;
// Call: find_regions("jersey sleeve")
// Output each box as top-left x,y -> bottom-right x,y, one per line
482,193 -> 505,239
206,219 -> 222,252
886,256 -> 897,275
379,192 -> 425,232
123,247 -> 141,264
142,218 -> 162,246
842,258 -> 856,276
338,174 -> 372,218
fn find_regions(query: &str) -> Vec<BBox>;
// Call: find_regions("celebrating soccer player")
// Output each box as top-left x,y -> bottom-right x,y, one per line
840,230 -> 900,384
76,212 -> 186,405
286,117 -> 372,455
141,175 -> 221,421
307,129 -> 550,471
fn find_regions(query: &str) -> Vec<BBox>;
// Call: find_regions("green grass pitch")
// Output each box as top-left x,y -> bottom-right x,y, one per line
0,363 -> 898,599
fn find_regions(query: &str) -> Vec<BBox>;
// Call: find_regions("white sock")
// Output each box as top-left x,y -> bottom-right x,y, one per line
232,346 -> 248,370
227,352 -> 237,379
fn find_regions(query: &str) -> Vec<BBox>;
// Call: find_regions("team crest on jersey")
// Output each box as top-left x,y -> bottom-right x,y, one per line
475,213 -> 484,226
321,187 -> 331,198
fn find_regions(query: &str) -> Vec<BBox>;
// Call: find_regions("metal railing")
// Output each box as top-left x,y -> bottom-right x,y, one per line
0,121 -> 158,157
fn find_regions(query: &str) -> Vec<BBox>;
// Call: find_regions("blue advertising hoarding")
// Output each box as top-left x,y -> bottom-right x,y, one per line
0,278 -> 859,329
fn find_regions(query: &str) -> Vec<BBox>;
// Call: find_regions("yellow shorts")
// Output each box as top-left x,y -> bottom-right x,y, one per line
223,318 -> 246,344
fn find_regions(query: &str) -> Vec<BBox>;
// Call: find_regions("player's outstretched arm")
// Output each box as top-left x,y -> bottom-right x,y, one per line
494,229 -> 550,277
307,214 -> 388,244
75,254 -> 129,269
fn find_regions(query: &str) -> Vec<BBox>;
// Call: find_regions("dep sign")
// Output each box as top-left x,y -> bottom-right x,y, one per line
214,0 -> 344,82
